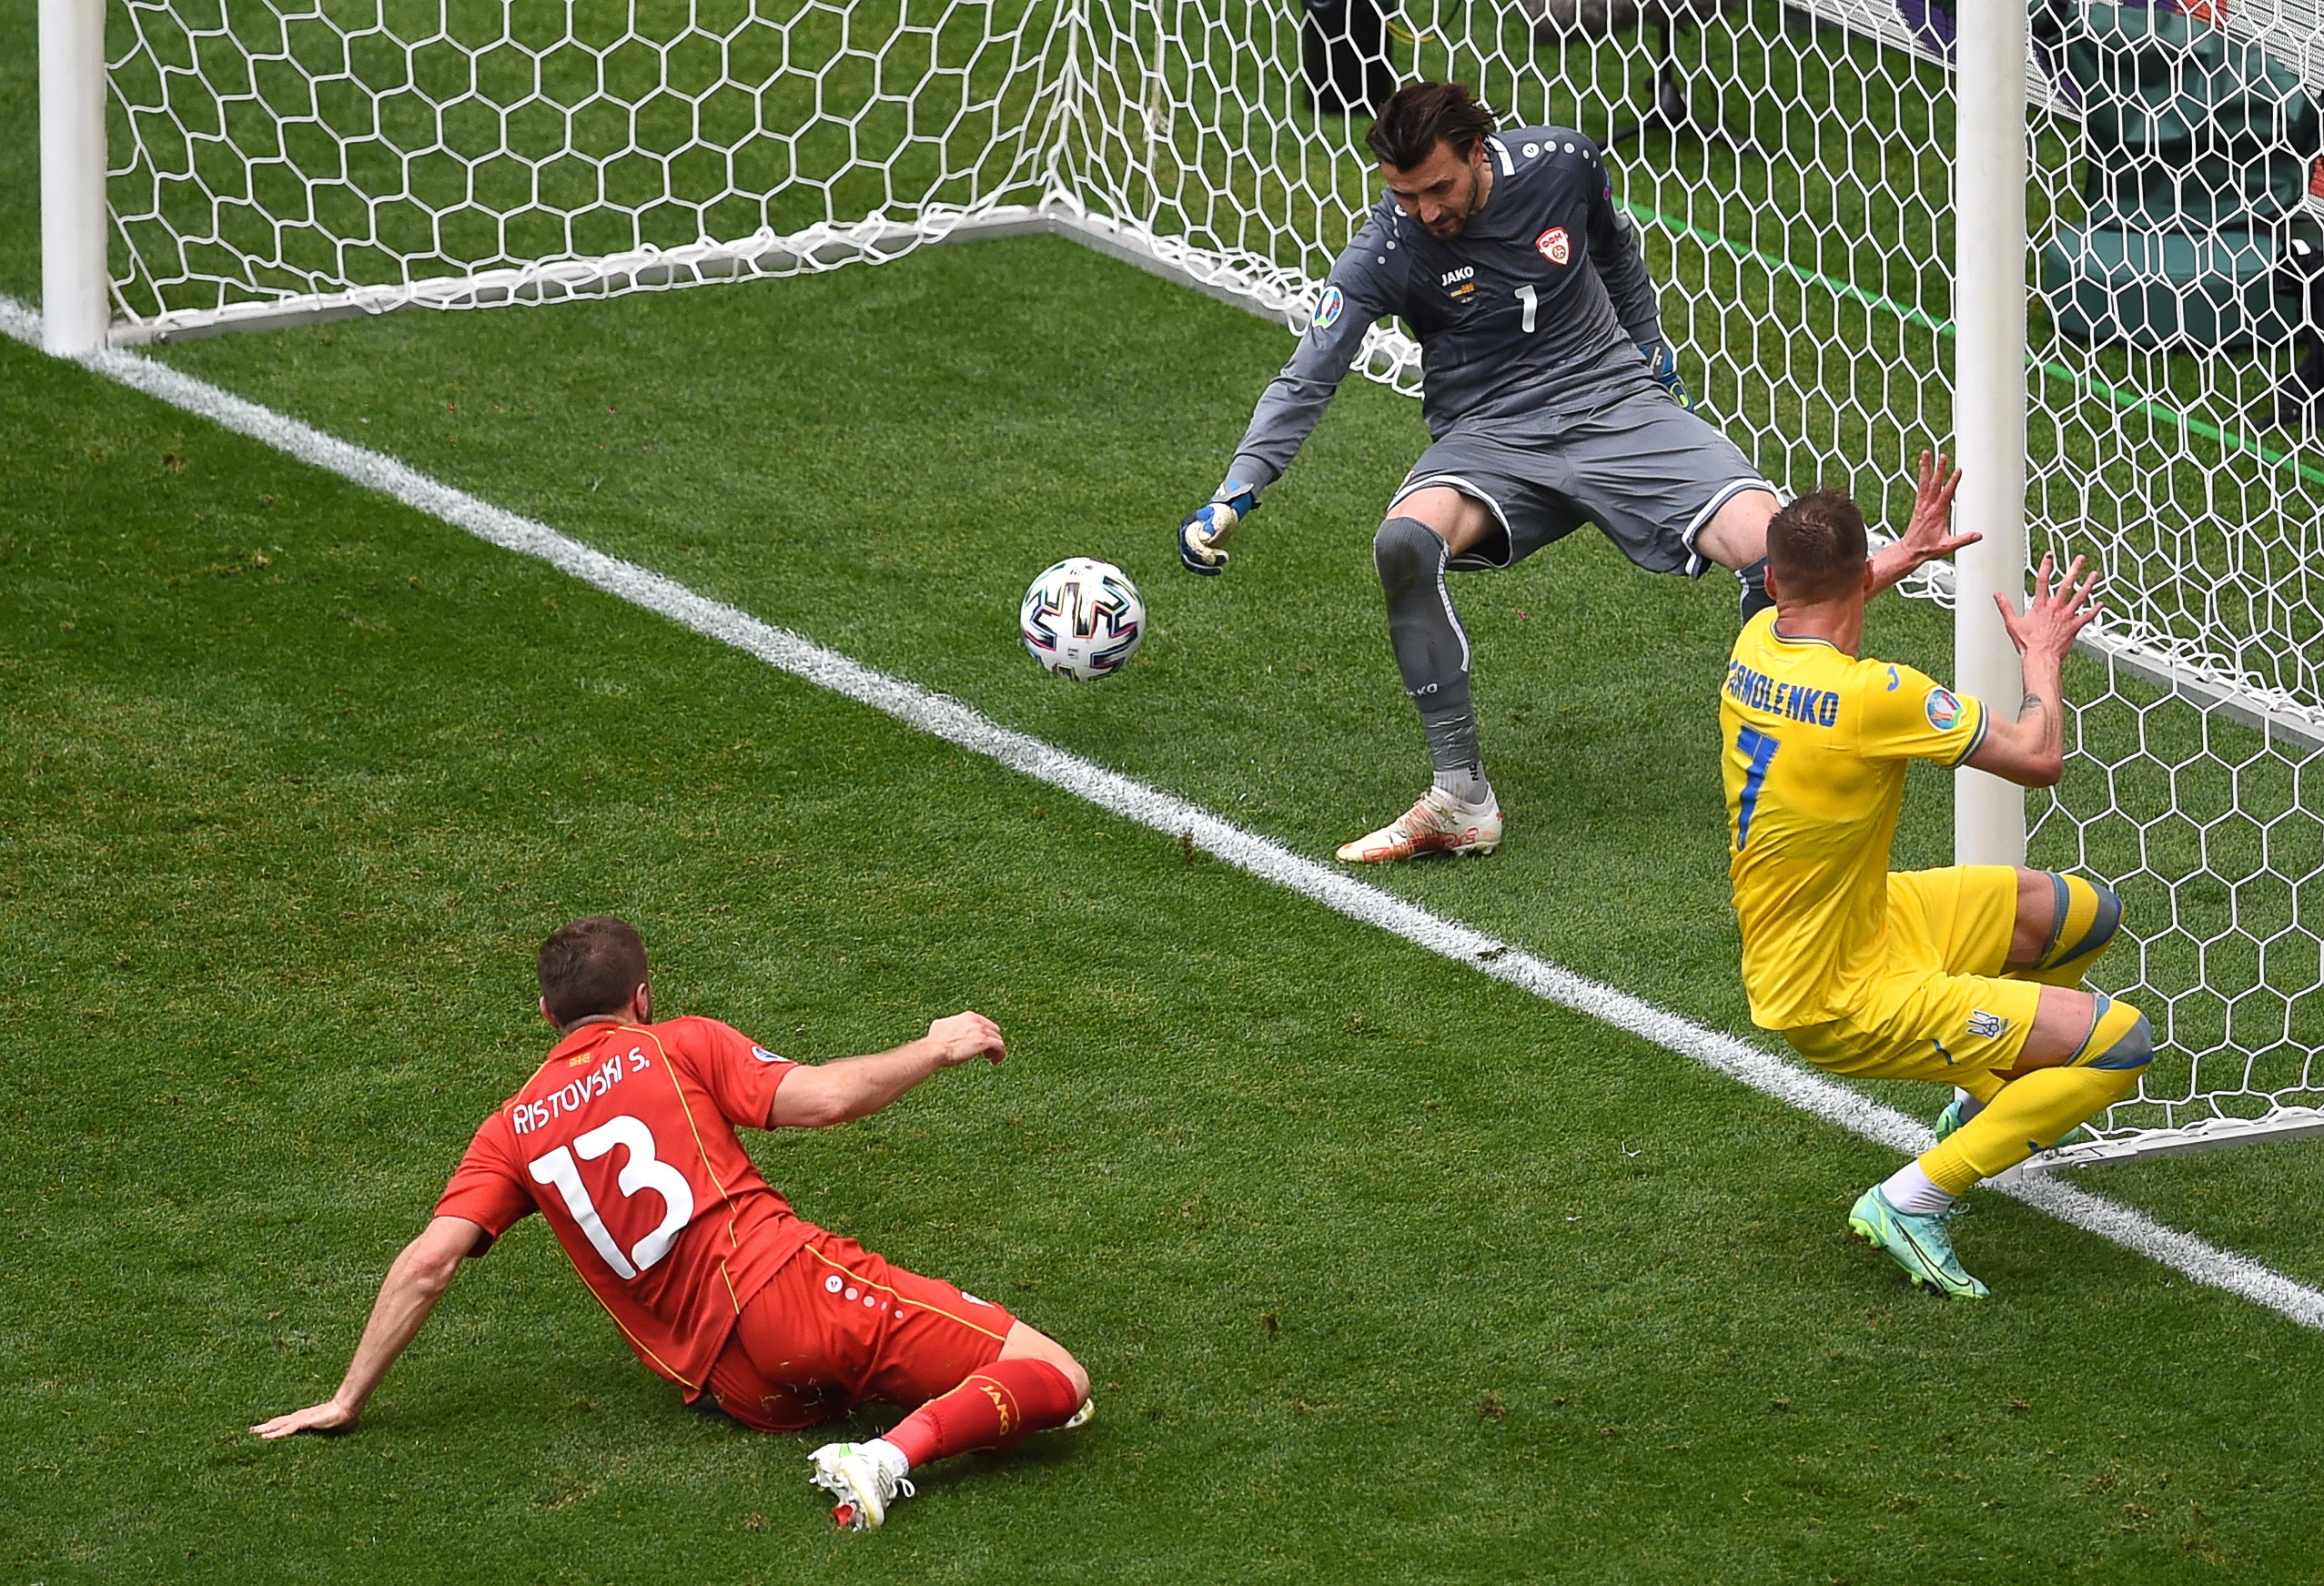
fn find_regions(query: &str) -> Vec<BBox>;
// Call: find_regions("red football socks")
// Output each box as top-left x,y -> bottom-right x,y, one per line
880,1359 -> 1082,1469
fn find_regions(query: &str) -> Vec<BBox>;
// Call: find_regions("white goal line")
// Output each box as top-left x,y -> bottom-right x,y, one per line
6,291 -> 2321,1332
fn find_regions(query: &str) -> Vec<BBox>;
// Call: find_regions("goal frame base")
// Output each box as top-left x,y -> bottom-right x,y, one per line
2021,1107 -> 2324,1170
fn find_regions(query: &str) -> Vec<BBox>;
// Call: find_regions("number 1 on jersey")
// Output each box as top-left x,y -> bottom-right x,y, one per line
1734,724 -> 1781,850
1515,284 -> 1538,334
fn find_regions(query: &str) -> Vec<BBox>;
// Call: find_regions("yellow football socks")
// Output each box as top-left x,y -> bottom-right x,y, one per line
1917,995 -> 2150,1196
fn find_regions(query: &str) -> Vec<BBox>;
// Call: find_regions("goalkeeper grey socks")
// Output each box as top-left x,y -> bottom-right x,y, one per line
1427,716 -> 1490,807
1737,557 -> 1773,623
1375,515 -> 1489,804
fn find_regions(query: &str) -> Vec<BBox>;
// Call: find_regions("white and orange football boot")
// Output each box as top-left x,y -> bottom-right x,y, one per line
1335,787 -> 1504,864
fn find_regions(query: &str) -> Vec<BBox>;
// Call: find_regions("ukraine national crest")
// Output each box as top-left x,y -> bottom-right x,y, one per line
1535,227 -> 1571,266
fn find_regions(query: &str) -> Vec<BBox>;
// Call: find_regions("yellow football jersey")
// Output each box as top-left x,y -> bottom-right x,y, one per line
1720,609 -> 1989,1029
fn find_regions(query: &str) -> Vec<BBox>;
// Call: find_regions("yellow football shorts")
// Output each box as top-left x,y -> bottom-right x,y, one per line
1782,865 -> 2045,1084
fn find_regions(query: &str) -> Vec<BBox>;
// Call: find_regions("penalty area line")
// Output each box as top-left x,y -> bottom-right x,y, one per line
9,295 -> 2322,1333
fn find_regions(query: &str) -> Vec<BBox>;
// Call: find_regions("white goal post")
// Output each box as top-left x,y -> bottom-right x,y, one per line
41,0 -> 2324,1167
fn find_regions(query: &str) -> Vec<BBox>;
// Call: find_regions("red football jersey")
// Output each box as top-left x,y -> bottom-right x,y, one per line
434,1016 -> 813,1394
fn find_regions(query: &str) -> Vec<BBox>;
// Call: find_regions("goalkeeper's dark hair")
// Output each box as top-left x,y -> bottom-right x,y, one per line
539,914 -> 650,1025
1766,489 -> 1870,603
1367,81 -> 1498,169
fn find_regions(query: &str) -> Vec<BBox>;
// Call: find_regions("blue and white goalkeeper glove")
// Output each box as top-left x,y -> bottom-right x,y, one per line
1177,479 -> 1260,576
1639,341 -> 1695,410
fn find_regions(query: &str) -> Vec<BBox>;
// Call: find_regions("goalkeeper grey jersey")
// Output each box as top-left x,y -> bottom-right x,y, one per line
1228,128 -> 1665,490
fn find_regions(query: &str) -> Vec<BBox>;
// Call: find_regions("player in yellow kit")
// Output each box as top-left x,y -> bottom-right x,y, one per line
1723,456 -> 2146,1298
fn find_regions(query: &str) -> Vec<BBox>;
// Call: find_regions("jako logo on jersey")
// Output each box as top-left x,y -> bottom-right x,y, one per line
1925,686 -> 1965,731
1312,285 -> 1344,330
1536,227 -> 1571,265
1966,1009 -> 2007,1040
1440,266 -> 1474,286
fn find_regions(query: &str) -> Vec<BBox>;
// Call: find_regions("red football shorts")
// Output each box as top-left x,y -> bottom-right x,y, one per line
703,1230 -> 1018,1433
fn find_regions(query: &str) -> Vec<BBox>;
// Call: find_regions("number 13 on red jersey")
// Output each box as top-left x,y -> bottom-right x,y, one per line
528,1114 -> 696,1280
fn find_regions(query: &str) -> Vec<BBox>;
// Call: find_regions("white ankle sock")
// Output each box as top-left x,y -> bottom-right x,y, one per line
1951,1086 -> 1986,1123
865,1437 -> 912,1478
1431,774 -> 1492,809
1881,1161 -> 1956,1217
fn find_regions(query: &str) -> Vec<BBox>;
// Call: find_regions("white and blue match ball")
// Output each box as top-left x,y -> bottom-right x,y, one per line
1019,557 -> 1145,682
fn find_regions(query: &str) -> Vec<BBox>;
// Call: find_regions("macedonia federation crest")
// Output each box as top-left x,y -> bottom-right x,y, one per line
1534,227 -> 1571,266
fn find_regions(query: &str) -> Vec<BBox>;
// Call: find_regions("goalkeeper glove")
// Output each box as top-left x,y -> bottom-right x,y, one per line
1639,341 -> 1695,410
1177,479 -> 1260,576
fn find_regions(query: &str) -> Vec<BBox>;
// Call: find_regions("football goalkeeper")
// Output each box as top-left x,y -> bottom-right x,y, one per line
1177,78 -> 1780,864
1723,458 -> 2146,1299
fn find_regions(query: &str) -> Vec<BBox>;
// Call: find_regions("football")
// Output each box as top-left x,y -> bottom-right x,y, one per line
1019,557 -> 1145,681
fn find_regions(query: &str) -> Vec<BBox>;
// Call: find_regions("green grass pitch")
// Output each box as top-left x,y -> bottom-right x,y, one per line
8,10 -> 2324,1581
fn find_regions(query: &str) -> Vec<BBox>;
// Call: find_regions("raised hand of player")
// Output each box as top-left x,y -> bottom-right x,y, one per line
1867,450 -> 1979,596
1177,479 -> 1259,576
924,1010 -> 1005,1066
251,1397 -> 357,1440
1897,450 -> 1976,565
1996,552 -> 2100,664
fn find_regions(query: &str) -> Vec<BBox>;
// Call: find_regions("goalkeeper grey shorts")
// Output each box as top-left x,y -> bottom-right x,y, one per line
1390,389 -> 1773,578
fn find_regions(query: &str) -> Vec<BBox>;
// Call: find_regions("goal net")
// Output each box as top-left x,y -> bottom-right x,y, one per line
106,0 -> 1074,329
93,0 -> 2324,1164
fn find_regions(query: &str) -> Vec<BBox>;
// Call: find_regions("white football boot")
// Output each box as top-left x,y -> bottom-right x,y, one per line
808,1441 -> 914,1531
1335,787 -> 1504,864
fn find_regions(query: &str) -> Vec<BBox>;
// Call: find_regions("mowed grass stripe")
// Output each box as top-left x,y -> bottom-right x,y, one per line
13,295 -> 2319,1332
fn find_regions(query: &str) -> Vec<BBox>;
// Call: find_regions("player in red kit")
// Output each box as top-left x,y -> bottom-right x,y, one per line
252,915 -> 1090,1530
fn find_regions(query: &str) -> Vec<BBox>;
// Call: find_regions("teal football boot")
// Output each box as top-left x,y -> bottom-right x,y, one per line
1847,1185 -> 1989,1299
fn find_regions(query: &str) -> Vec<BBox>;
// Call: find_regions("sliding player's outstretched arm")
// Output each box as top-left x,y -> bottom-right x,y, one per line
1178,227 -> 1395,575
768,1011 -> 1006,1127
1967,551 -> 2100,787
250,1215 -> 485,1438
